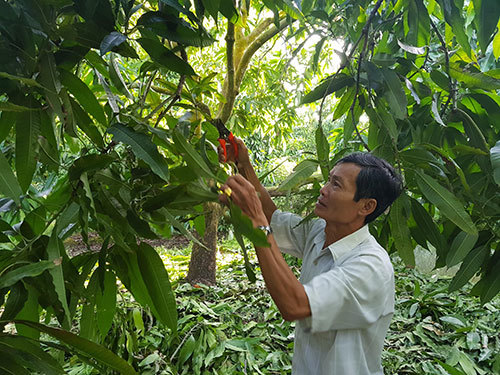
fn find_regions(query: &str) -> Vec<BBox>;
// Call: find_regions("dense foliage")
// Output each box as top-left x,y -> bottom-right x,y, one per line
62,241 -> 500,375
0,0 -> 499,373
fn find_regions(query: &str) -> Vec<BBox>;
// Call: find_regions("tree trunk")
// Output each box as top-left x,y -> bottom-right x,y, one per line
187,202 -> 222,286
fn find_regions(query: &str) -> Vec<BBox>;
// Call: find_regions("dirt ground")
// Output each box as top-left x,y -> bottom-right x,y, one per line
65,231 -> 191,257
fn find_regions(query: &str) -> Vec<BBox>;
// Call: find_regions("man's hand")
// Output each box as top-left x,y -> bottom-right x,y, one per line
218,137 -> 250,168
219,174 -> 268,227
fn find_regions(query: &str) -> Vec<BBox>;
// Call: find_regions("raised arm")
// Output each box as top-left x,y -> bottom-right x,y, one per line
220,174 -> 311,321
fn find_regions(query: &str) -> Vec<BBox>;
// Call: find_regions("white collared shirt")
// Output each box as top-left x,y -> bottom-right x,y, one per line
270,210 -> 394,375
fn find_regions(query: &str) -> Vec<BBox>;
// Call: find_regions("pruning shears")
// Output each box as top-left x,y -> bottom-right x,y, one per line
214,118 -> 238,162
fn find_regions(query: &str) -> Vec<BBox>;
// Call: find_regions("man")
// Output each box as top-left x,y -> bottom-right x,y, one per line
220,139 -> 403,375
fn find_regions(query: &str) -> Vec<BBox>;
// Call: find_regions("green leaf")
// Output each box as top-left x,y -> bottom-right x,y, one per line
406,0 -> 430,47
446,231 -> 479,267
178,334 -> 196,367
100,31 -> 127,56
0,150 -> 22,205
69,154 -> 116,180
12,320 -> 138,375
137,242 -> 177,331
108,124 -> 169,182
0,72 -> 44,88
493,20 -> 500,59
71,97 -> 105,148
58,68 -> 107,126
138,12 -> 215,47
108,54 -> 133,99
415,171 -> 477,235
38,52 -> 64,121
0,111 -> 16,142
410,198 -> 445,251
366,106 -> 398,142
229,203 -> 270,248
449,245 -> 489,292
315,125 -> 330,180
381,68 -> 407,120
474,0 -> 500,53
490,140 -> 500,185
172,129 -> 217,180
449,63 -> 500,90
233,231 -> 256,282
137,37 -> 196,76
0,335 -> 65,375
0,260 -> 57,289
47,232 -> 71,324
479,259 -> 500,303
201,0 -> 220,20
15,286 -> 39,340
277,160 -> 319,191
0,282 -> 28,321
301,73 -> 354,104
96,270 -> 117,337
389,195 -> 415,266
333,85 -> 356,120
455,109 -> 489,153
159,208 -> 209,250
16,109 -> 40,192
436,0 -> 471,56
400,147 -> 442,167
218,0 -> 239,23
0,102 -> 37,112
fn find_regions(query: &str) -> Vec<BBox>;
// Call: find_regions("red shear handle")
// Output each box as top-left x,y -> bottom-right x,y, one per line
218,138 -> 228,162
218,133 -> 238,163
228,132 -> 239,160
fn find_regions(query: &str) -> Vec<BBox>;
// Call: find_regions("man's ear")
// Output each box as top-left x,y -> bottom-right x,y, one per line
359,198 -> 377,217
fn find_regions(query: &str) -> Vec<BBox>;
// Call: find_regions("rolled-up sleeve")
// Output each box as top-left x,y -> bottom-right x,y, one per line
270,210 -> 317,259
302,252 -> 393,332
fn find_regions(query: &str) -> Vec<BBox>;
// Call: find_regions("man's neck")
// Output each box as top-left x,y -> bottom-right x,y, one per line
324,221 -> 365,247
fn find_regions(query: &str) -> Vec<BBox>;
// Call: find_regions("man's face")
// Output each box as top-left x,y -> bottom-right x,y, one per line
314,162 -> 364,225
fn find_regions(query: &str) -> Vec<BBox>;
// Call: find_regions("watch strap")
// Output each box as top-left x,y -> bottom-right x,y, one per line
256,225 -> 273,236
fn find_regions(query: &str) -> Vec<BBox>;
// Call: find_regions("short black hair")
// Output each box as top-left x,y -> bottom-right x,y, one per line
337,152 -> 403,224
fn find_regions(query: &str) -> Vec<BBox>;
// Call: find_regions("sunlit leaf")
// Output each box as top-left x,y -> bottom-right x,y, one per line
436,0 -> 471,56
415,171 -> 477,235
277,159 -> 318,191
473,0 -> 500,53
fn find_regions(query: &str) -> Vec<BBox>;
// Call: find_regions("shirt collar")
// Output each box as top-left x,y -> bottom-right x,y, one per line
326,225 -> 371,261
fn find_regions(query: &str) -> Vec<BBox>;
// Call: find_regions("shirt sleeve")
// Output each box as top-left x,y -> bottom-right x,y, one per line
270,210 -> 316,259
302,250 -> 394,333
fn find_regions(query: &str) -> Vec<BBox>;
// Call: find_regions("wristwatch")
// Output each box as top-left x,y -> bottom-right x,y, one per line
256,225 -> 273,236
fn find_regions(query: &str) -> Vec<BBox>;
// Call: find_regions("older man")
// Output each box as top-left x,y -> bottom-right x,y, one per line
220,139 -> 403,375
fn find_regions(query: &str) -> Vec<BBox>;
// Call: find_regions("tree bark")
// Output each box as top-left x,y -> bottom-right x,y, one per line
187,202 -> 222,286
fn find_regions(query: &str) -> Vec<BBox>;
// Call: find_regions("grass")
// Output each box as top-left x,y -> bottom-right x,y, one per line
65,237 -> 500,375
